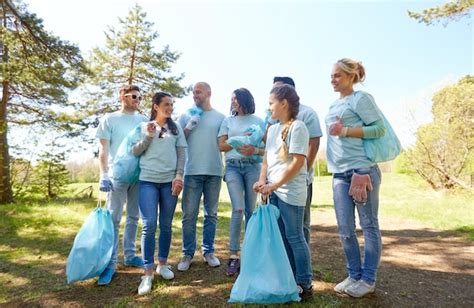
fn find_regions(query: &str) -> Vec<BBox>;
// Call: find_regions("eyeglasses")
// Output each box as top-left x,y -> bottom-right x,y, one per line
159,127 -> 167,139
124,94 -> 143,101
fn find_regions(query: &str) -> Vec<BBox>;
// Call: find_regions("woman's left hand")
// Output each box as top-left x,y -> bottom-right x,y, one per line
237,145 -> 255,156
329,116 -> 344,136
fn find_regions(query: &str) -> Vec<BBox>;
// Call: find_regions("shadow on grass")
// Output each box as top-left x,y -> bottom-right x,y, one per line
2,199 -> 474,307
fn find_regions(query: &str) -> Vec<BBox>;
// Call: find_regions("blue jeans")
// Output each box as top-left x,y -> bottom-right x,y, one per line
181,175 -> 222,257
106,180 -> 140,270
224,159 -> 261,252
269,193 -> 313,289
332,165 -> 382,284
139,181 -> 178,271
304,183 -> 313,245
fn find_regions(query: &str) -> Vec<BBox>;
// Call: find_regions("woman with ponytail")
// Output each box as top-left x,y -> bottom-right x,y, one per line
253,84 -> 313,301
326,58 -> 385,298
131,92 -> 187,295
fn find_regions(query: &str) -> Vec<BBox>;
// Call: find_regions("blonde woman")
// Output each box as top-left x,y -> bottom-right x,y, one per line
326,58 -> 385,297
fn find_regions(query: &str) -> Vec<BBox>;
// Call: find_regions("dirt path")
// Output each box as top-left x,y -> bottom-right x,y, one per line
312,208 -> 474,306
11,207 -> 474,307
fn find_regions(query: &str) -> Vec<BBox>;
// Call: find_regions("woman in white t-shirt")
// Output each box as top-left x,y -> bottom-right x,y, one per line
253,84 -> 313,301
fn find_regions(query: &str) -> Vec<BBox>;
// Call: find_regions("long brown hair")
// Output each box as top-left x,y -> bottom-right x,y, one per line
270,84 -> 299,160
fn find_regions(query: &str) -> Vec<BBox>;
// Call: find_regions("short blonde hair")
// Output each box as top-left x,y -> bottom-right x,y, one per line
336,58 -> 366,84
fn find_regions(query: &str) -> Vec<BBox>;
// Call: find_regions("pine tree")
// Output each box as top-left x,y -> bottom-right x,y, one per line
85,4 -> 190,115
29,150 -> 70,198
0,0 -> 89,203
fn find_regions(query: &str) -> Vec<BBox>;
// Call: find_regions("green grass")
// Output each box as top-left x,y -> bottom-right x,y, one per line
312,173 -> 474,240
0,174 -> 472,305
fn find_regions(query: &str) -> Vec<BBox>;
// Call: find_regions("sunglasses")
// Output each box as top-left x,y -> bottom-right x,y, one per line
159,127 -> 167,139
124,94 -> 143,101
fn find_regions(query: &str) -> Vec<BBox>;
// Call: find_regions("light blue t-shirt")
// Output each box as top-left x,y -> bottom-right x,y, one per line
138,122 -> 187,183
268,104 -> 322,184
96,111 -> 148,171
179,108 -> 225,176
325,91 -> 381,173
266,120 -> 309,206
218,114 -> 265,161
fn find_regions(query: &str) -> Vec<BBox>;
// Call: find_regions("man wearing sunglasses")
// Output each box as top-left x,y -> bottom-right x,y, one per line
96,84 -> 148,285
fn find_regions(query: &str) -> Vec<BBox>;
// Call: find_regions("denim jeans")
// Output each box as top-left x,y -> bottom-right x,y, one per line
303,183 -> 313,245
181,175 -> 222,257
139,181 -> 178,271
224,160 -> 261,252
332,165 -> 382,284
269,193 -> 313,289
106,180 -> 140,270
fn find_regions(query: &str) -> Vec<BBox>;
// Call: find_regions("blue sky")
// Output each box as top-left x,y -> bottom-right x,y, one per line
24,0 -> 472,159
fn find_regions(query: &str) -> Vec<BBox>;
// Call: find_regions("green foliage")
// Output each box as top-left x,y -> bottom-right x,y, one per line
408,0 -> 473,26
84,4 -> 191,115
394,151 -> 416,174
66,159 -> 99,183
10,157 -> 31,197
28,151 -> 70,198
408,76 -> 473,190
0,0 -> 90,203
313,159 -> 331,177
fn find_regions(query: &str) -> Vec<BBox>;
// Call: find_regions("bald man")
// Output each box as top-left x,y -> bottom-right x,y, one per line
177,82 -> 225,271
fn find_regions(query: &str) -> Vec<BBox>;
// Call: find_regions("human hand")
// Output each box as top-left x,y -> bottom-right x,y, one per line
259,183 -> 276,195
99,173 -> 114,192
146,122 -> 157,137
253,180 -> 266,193
237,145 -> 256,156
348,173 -> 373,204
171,177 -> 183,196
329,116 -> 345,136
185,115 -> 201,130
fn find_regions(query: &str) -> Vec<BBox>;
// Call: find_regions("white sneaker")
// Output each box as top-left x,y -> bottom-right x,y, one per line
177,255 -> 193,271
138,275 -> 154,295
345,280 -> 375,297
156,264 -> 175,280
334,277 -> 358,293
203,253 -> 220,267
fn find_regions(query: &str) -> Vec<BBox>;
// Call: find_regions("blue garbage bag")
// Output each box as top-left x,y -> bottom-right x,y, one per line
226,124 -> 264,162
229,204 -> 300,304
112,124 -> 142,183
66,207 -> 114,284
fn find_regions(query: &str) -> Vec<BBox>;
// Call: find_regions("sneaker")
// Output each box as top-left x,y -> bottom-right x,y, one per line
97,268 -> 115,285
138,275 -> 154,295
334,276 -> 358,293
226,258 -> 240,276
177,255 -> 193,271
297,284 -> 313,302
156,264 -> 175,280
203,253 -> 220,268
345,280 -> 375,298
124,256 -> 144,268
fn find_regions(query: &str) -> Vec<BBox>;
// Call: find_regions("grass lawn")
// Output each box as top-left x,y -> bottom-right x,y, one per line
0,174 -> 472,305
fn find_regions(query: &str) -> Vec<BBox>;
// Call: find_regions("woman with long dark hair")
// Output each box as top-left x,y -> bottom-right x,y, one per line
132,92 -> 187,295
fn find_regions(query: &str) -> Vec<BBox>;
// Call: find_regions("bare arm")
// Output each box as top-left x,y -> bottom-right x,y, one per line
99,139 -> 109,174
306,137 -> 320,170
218,135 -> 233,152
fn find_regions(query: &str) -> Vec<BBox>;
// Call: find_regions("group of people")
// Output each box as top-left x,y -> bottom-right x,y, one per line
96,57 -> 385,300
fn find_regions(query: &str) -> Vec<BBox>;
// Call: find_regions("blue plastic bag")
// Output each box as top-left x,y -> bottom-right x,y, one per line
363,111 -> 401,162
229,204 -> 300,304
66,207 -> 114,284
112,124 -> 142,183
226,124 -> 264,162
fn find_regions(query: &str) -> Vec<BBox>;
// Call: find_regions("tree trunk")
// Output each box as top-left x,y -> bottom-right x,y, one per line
0,80 -> 13,203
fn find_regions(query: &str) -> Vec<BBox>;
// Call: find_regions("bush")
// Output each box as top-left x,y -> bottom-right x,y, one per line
313,159 -> 331,177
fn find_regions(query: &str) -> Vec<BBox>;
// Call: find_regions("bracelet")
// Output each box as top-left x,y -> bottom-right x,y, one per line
341,127 -> 348,137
